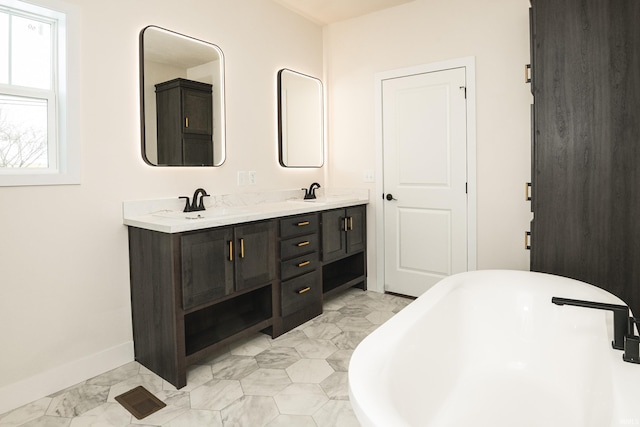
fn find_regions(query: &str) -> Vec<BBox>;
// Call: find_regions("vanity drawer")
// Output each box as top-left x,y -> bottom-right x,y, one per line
281,252 -> 319,281
280,233 -> 319,260
281,270 -> 322,317
280,213 -> 319,239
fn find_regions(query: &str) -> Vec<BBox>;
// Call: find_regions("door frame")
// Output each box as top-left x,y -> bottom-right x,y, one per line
374,57 -> 477,294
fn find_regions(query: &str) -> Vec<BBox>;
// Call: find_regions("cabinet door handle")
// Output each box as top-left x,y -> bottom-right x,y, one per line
349,216 -> 353,231
297,287 -> 311,294
526,182 -> 532,201
525,231 -> 531,250
297,241 -> 310,247
185,117 -> 189,128
297,260 -> 311,267
297,221 -> 310,227
342,217 -> 348,232
229,240 -> 233,261
525,64 -> 532,83
240,238 -> 245,258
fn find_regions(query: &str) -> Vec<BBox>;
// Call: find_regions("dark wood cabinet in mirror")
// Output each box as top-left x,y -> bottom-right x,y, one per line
139,25 -> 226,167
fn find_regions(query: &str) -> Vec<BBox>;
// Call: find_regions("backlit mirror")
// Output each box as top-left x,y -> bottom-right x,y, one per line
277,69 -> 324,167
140,25 -> 225,166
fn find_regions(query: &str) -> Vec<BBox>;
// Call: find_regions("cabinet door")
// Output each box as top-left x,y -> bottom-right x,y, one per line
346,205 -> 366,254
183,134 -> 213,166
156,87 -> 183,166
321,209 -> 346,262
235,221 -> 277,291
182,88 -> 212,135
181,227 -> 234,310
530,0 -> 640,317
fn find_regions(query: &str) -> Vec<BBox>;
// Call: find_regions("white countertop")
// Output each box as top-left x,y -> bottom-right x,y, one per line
122,188 -> 369,233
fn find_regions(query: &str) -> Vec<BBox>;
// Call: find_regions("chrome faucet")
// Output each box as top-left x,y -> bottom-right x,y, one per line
303,182 -> 321,200
179,188 -> 209,212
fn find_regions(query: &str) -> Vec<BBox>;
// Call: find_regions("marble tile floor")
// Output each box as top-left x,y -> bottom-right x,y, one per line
0,288 -> 411,427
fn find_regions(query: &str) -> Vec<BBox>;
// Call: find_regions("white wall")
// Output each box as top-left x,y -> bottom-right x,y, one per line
0,0 -> 324,413
323,0 -> 533,291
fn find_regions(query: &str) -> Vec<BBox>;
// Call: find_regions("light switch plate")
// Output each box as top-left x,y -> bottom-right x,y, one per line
237,171 -> 247,186
363,170 -> 374,182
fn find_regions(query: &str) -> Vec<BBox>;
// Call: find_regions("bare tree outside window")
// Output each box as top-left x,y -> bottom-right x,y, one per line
0,96 -> 48,168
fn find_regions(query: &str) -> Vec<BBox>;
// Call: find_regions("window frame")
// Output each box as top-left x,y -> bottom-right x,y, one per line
0,0 -> 79,187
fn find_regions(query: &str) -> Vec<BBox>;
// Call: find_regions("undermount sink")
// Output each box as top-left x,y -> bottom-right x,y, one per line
287,198 -> 332,205
153,207 -> 251,220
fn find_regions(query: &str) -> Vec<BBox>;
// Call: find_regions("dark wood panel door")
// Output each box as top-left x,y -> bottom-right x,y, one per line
183,134 -> 213,166
182,88 -> 212,135
346,206 -> 366,254
321,209 -> 346,262
181,227 -> 234,310
531,0 -> 640,315
234,221 -> 277,291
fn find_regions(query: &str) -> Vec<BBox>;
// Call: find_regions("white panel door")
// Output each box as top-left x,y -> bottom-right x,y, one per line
383,67 -> 468,297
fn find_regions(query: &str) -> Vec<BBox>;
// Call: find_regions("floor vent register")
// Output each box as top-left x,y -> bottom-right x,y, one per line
114,386 -> 166,420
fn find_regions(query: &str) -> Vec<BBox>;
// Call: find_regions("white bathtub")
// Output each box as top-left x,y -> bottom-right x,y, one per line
349,270 -> 640,427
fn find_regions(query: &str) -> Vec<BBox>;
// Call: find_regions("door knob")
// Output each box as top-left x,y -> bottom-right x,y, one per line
385,193 -> 397,201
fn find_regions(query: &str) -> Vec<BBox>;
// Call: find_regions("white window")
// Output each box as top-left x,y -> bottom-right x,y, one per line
0,0 -> 78,186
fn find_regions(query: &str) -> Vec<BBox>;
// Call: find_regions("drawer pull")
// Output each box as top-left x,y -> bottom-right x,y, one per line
297,221 -> 310,226
298,260 -> 311,267
297,241 -> 310,247
297,287 -> 311,294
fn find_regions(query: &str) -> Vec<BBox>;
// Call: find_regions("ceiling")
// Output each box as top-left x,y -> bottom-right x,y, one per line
272,0 -> 416,25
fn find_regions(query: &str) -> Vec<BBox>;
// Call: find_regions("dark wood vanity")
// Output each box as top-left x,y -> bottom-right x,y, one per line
127,204 -> 366,388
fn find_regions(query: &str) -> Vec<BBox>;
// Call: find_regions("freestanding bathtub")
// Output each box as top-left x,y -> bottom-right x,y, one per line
349,270 -> 640,427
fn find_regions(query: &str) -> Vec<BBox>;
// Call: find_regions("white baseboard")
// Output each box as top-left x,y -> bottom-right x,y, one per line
0,341 -> 134,415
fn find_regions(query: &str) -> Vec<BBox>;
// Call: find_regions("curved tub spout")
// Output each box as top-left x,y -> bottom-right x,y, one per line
551,296 -> 630,350
303,182 -> 321,200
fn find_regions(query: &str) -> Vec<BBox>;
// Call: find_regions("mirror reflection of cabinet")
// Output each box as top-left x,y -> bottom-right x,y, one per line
140,25 -> 226,167
156,78 -> 213,166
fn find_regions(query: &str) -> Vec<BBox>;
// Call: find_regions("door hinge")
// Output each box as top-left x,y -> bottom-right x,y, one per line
459,86 -> 467,99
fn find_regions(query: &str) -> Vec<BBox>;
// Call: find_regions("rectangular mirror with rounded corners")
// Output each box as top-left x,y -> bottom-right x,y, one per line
278,69 -> 324,168
140,25 -> 225,166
